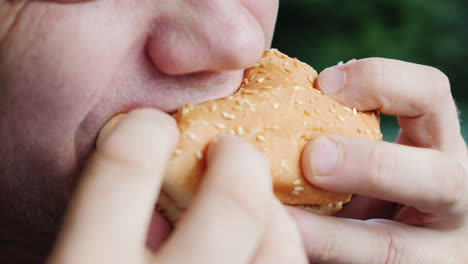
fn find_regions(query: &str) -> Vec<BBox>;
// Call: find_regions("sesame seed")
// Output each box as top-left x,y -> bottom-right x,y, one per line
249,107 -> 256,112
232,105 -> 243,111
256,134 -> 266,142
304,109 -> 312,116
253,63 -> 260,68
249,74 -> 256,81
294,86 -> 304,91
242,78 -> 249,85
343,106 -> 352,112
374,128 -> 380,134
284,68 -> 292,74
282,61 -> 289,66
292,191 -> 300,196
266,75 -> 277,80
195,151 -> 203,159
182,108 -> 190,114
293,179 -> 302,185
273,102 -> 280,109
303,121 -> 308,127
307,75 -> 315,83
222,112 -> 236,120
256,77 -> 265,83
273,50 -> 282,57
174,149 -> 182,156
293,60 -> 300,67
365,128 -> 371,134
294,186 -> 305,191
259,61 -> 267,68
235,100 -> 243,106
186,131 -> 197,140
280,160 -> 288,170
356,128 -> 362,133
313,109 -> 322,115
227,95 -> 233,100
265,124 -> 280,131
242,89 -> 259,95
280,53 -> 288,59
210,104 -> 218,112
229,129 -> 236,135
215,123 -> 226,129
243,99 -> 255,106
295,100 -> 304,105
236,126 -> 245,136
258,70 -> 267,74
337,115 -> 346,121
262,85 -> 273,90
329,108 -> 337,113
353,107 -> 357,115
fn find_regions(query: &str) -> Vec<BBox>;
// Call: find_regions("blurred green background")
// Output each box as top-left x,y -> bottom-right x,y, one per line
272,0 -> 468,142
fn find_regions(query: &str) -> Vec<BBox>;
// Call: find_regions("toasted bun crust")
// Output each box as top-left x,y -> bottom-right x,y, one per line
100,50 -> 381,223
155,49 -> 382,223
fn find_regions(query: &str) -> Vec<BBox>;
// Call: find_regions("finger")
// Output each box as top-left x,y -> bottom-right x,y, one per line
288,207 -> 454,264
146,210 -> 172,251
154,135 -> 274,264
49,109 -> 178,263
302,135 -> 468,216
251,201 -> 308,264
318,58 -> 465,156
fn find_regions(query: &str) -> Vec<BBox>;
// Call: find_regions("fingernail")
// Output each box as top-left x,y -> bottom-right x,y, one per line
96,113 -> 126,148
95,109 -> 179,167
319,67 -> 345,94
308,137 -> 341,176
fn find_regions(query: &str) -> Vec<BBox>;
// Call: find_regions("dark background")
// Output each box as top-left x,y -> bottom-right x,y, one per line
272,0 -> 468,142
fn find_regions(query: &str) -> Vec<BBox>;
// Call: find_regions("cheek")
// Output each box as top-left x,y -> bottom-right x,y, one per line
0,2 -> 141,131
0,1 -> 148,229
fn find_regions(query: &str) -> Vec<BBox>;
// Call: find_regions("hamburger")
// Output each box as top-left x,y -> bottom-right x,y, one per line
103,49 -> 381,223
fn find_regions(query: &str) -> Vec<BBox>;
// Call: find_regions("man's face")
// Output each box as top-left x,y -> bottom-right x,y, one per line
0,0 -> 278,234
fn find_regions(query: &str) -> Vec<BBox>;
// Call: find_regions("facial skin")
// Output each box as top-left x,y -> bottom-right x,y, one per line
3,1 -> 468,263
0,0 -> 278,257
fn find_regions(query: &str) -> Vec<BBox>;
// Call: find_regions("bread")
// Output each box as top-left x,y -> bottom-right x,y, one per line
101,49 -> 382,223
159,49 -> 381,223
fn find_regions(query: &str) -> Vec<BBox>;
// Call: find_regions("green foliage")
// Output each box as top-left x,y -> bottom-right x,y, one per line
273,0 -> 468,101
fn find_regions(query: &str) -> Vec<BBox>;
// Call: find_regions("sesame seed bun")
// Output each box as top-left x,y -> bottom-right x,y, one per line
158,49 -> 381,223
101,49 -> 382,224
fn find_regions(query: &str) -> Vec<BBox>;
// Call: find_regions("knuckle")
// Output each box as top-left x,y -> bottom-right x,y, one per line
378,229 -> 405,264
359,58 -> 385,94
429,66 -> 451,97
216,183 -> 272,228
364,144 -> 393,189
418,66 -> 452,111
439,159 -> 467,213
310,229 -> 337,262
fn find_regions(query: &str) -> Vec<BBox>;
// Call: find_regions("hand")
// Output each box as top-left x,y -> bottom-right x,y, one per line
47,109 -> 307,264
290,58 -> 468,263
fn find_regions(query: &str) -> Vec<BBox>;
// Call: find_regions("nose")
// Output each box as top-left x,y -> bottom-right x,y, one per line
147,0 -> 266,75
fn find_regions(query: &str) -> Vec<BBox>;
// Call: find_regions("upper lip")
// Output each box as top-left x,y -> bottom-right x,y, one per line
75,70 -> 244,161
